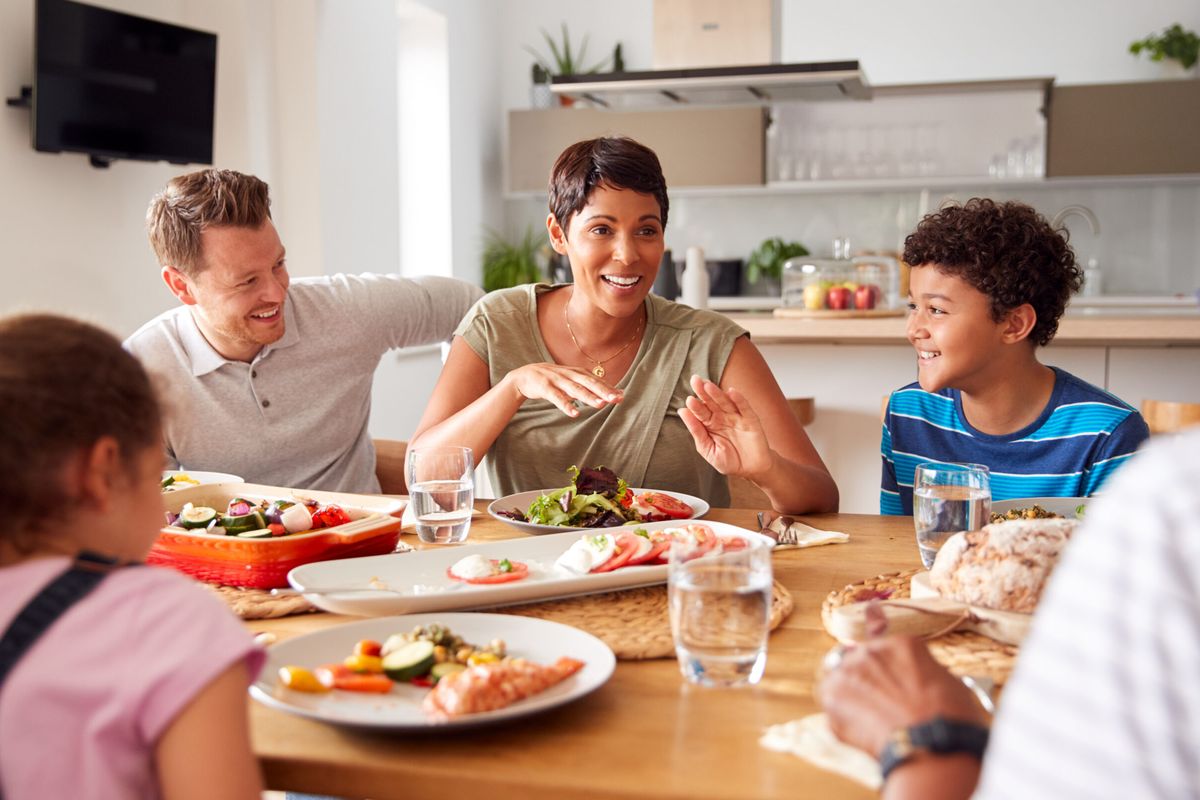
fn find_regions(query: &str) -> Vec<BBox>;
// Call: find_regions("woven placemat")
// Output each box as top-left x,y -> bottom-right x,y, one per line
821,569 -> 1018,687
205,542 -> 415,620
502,580 -> 794,661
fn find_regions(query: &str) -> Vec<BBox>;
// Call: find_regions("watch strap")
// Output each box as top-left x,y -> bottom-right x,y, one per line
878,716 -> 990,781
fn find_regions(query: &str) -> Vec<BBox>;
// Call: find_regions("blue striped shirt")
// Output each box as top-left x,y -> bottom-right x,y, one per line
880,367 -> 1150,515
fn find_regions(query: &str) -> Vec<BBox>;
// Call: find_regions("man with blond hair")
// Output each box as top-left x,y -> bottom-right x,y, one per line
126,168 -> 482,492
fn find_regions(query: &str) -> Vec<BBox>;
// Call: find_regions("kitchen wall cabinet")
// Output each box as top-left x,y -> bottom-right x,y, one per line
507,107 -> 765,194
1047,80 -> 1200,177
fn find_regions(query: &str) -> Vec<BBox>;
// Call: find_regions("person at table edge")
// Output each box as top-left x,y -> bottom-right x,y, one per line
880,198 -> 1149,513
410,136 -> 838,514
125,168 -> 482,493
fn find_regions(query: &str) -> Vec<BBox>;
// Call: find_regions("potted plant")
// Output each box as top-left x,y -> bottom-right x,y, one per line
481,226 -> 549,292
525,23 -> 610,107
1129,23 -> 1200,75
745,237 -> 809,296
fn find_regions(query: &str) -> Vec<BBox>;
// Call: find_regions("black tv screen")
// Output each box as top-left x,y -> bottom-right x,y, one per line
33,0 -> 217,166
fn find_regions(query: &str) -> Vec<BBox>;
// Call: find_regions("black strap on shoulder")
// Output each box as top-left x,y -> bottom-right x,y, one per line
0,551 -> 133,688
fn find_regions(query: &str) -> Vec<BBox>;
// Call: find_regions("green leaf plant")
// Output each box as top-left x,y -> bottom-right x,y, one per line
481,226 -> 549,292
746,237 -> 810,284
1129,23 -> 1200,70
524,22 -> 609,77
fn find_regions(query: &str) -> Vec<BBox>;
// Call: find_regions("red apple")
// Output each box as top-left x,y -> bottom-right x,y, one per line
827,286 -> 851,310
855,284 -> 879,310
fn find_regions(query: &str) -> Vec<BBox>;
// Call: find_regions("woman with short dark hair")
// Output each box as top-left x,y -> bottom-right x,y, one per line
412,137 -> 837,513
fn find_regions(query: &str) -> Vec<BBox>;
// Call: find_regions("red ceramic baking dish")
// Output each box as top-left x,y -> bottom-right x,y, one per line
149,483 -> 405,588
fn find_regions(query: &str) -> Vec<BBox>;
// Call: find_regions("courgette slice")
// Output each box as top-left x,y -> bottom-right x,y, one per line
178,505 -> 218,529
223,510 -> 267,535
381,640 -> 436,682
430,661 -> 466,682
236,528 -> 273,539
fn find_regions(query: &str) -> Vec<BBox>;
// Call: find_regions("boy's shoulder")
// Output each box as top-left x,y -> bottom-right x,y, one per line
1047,367 -> 1137,411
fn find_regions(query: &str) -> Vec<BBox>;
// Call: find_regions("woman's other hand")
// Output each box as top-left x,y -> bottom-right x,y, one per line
503,363 -> 624,418
819,636 -> 990,757
680,374 -> 773,478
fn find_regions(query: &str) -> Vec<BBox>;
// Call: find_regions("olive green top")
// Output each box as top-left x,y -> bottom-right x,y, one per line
455,284 -> 748,504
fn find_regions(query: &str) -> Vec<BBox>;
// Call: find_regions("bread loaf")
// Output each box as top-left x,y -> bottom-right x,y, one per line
929,518 -> 1078,613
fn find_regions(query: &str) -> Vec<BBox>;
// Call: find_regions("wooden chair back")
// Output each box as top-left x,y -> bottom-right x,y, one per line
374,438 -> 409,495
726,398 -> 815,509
1141,400 -> 1200,435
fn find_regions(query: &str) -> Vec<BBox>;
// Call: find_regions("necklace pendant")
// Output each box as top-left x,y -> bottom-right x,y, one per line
592,364 -> 606,378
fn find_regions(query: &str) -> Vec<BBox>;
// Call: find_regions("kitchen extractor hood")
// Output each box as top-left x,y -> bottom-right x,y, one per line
551,61 -> 871,106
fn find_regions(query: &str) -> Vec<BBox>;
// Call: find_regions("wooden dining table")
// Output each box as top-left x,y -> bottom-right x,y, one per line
246,506 -> 921,799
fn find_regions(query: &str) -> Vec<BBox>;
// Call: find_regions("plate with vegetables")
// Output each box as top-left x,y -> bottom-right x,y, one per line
989,497 -> 1088,524
487,466 -> 709,535
161,470 -> 243,492
250,612 -> 615,730
288,520 -> 772,617
150,482 -> 405,589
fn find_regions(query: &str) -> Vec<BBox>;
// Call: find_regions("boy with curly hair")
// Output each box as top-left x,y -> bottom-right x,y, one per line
881,198 -> 1149,515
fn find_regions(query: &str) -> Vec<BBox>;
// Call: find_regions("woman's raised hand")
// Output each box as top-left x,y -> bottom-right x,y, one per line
503,363 -> 624,418
679,374 -> 773,478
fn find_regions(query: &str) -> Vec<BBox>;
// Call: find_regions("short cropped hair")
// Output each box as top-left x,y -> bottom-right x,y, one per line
548,137 -> 669,234
903,198 -> 1082,346
0,314 -> 162,549
146,168 -> 272,277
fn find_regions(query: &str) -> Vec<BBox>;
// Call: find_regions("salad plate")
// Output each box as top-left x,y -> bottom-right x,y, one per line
990,497 -> 1088,521
487,487 -> 710,535
287,519 -> 771,617
250,612 -> 615,730
161,470 -> 244,491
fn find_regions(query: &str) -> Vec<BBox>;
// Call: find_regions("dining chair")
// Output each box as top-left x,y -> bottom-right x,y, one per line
1141,399 -> 1200,435
373,438 -> 409,495
725,398 -> 815,509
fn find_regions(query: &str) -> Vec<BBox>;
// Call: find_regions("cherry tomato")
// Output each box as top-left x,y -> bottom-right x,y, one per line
278,665 -> 330,693
267,523 -> 287,537
638,491 -> 694,520
718,535 -> 749,552
445,559 -> 530,584
592,531 -> 645,572
354,639 -> 382,657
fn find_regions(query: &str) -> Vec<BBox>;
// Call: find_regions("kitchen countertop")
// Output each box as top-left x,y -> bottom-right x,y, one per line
726,308 -> 1200,346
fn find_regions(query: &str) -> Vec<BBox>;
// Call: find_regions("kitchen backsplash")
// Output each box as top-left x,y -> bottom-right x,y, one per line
506,181 -> 1200,296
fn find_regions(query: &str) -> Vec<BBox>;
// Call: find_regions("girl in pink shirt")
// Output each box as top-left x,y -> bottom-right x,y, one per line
0,314 -> 265,800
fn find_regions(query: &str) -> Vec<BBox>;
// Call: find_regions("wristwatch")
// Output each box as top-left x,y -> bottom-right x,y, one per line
878,716 -> 990,780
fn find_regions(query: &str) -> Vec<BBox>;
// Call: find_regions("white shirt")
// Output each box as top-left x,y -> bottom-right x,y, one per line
125,273 -> 481,492
975,429 -> 1200,798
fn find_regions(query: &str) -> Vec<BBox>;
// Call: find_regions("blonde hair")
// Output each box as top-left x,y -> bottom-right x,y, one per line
146,168 -> 272,276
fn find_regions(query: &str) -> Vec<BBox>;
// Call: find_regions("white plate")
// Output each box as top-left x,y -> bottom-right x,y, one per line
249,612 -> 615,730
990,497 -> 1089,519
161,470 -> 244,491
288,519 -> 771,617
487,487 -> 710,535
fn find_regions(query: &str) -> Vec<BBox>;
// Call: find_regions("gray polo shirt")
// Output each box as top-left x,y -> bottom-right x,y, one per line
125,273 -> 482,493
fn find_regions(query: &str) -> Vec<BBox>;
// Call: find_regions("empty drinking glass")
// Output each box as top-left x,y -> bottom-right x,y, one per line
668,536 -> 773,687
912,462 -> 990,568
406,445 -> 474,544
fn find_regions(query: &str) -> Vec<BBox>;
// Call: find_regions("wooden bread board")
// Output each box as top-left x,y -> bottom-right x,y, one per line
823,571 -> 1031,646
772,307 -> 905,319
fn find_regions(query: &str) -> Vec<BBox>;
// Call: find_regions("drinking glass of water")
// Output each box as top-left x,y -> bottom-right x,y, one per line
913,462 -> 991,568
668,536 -> 773,687
406,445 -> 474,544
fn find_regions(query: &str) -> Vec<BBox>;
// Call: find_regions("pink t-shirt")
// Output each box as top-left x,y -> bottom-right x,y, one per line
0,558 -> 265,799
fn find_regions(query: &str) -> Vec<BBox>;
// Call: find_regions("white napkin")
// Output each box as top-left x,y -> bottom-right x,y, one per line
760,714 -> 881,789
760,515 -> 850,550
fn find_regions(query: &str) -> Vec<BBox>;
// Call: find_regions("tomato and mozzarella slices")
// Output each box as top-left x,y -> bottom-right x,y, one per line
553,524 -> 746,575
446,554 -> 529,584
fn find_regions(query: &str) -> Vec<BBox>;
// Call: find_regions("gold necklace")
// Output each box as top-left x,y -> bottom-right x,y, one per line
564,307 -> 644,378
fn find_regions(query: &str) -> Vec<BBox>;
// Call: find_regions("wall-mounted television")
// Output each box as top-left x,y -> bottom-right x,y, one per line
33,0 -> 217,167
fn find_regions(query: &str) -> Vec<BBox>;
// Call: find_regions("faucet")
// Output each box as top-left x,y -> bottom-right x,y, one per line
1051,204 -> 1100,235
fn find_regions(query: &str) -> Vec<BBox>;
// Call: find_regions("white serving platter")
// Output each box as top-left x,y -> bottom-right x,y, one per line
249,612 -> 615,730
486,487 -> 710,535
287,519 -> 771,616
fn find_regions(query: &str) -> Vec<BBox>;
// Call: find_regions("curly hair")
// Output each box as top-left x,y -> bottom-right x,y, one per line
903,198 -> 1082,346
